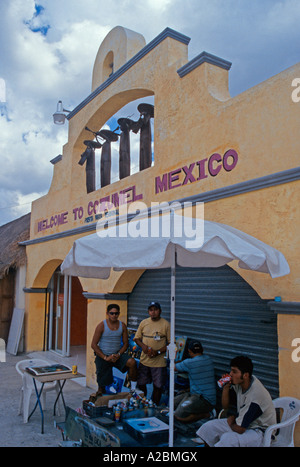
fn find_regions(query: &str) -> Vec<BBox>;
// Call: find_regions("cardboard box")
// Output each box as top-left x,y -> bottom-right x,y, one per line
94,391 -> 131,407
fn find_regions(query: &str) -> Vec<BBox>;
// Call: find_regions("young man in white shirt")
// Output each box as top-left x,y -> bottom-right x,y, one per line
197,356 -> 276,447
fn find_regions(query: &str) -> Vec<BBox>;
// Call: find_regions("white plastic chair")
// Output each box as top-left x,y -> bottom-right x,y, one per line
16,359 -> 62,423
218,396 -> 300,447
262,397 -> 300,447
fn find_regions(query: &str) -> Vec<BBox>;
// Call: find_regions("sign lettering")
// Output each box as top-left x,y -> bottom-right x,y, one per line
36,149 -> 238,232
155,149 -> 238,194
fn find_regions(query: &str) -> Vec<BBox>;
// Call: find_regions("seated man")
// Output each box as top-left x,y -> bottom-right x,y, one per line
91,304 -> 137,396
197,355 -> 276,447
174,340 -> 216,423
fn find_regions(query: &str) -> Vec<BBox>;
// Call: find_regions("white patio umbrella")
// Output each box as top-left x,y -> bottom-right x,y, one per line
61,212 -> 289,447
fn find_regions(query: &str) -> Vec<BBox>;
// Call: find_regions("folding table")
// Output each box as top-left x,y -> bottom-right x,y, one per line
25,370 -> 84,434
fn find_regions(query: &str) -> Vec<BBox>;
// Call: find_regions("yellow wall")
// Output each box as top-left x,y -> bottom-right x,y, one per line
25,27 -> 300,443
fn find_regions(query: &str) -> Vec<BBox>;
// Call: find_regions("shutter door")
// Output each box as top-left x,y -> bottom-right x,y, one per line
127,265 -> 279,398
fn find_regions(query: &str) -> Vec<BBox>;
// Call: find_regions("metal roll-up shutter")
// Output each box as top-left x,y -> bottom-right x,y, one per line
127,265 -> 279,398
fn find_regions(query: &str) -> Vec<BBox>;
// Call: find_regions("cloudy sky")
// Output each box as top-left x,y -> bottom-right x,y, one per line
0,0 -> 299,226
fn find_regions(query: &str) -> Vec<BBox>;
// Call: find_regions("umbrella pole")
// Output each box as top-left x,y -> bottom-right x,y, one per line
168,245 -> 177,447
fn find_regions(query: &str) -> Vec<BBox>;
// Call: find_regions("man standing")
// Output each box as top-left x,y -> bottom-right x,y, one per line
134,301 -> 170,405
174,340 -> 216,423
197,356 -> 276,447
91,304 -> 137,396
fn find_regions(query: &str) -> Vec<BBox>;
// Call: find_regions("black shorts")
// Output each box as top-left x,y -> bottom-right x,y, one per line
95,353 -> 131,387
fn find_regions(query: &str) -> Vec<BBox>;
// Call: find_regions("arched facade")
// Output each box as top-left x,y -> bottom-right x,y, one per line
22,26 -> 300,443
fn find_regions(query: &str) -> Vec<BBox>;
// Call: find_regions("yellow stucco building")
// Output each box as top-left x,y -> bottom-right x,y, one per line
22,27 -> 300,444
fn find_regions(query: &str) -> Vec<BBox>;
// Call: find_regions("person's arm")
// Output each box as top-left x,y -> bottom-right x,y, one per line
151,343 -> 168,358
227,416 -> 246,434
230,402 -> 263,433
221,382 -> 232,409
151,322 -> 170,358
133,323 -> 151,356
134,337 -> 150,356
114,323 -> 129,360
174,360 -> 187,372
134,338 -> 168,358
91,322 -> 108,360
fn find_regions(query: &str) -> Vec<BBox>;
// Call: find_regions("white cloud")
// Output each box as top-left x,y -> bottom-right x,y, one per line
0,79 -> 6,102
54,20 -> 110,94
147,0 -> 173,11
265,0 -> 300,32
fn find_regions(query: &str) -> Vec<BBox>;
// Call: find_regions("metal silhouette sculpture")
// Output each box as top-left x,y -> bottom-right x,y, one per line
97,129 -> 119,188
79,102 -> 154,192
137,103 -> 154,171
117,117 -> 135,179
78,137 -> 102,193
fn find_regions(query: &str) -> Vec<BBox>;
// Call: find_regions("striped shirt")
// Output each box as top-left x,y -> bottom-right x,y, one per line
176,354 -> 216,405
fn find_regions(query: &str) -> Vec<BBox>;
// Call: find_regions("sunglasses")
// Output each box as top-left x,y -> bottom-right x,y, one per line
109,311 -> 120,316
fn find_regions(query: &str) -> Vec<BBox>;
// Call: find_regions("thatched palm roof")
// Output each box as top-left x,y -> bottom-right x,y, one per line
0,213 -> 30,279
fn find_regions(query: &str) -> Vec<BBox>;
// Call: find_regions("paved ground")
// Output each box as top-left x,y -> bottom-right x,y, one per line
0,353 -> 92,447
